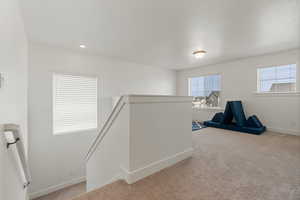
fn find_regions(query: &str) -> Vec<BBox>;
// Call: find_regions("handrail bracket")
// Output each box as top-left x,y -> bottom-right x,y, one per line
7,137 -> 20,148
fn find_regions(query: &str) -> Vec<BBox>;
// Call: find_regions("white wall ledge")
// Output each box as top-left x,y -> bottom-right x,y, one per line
126,94 -> 193,103
253,92 -> 300,97
193,107 -> 224,111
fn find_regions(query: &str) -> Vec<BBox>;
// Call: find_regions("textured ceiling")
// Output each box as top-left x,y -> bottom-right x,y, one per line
21,0 -> 300,69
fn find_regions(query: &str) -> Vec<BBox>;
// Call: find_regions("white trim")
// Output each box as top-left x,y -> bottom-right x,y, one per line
193,107 -> 224,111
253,91 -> 300,97
53,128 -> 98,136
29,176 -> 86,200
121,148 -> 193,184
267,127 -> 300,136
126,94 -> 190,98
127,95 -> 192,104
130,101 -> 192,104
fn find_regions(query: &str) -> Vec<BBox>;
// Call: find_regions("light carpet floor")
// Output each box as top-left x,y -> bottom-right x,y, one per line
38,128 -> 300,200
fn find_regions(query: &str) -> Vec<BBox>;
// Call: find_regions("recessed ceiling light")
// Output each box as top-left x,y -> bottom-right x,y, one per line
79,44 -> 86,49
193,50 -> 206,59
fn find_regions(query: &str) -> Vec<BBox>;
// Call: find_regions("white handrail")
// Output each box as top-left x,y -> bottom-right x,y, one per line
2,124 -> 31,188
85,96 -> 126,161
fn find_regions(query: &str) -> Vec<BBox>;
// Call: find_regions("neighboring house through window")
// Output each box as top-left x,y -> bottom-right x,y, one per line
257,64 -> 297,93
53,73 -> 98,135
189,74 -> 221,108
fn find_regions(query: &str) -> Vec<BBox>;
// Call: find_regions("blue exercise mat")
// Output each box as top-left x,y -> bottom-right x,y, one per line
192,121 -> 207,131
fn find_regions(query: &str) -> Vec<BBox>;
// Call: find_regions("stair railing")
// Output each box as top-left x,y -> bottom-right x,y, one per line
85,96 -> 126,161
2,124 -> 31,188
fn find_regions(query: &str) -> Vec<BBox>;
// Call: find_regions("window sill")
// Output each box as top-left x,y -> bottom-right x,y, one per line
193,107 -> 224,111
53,128 -> 98,136
253,92 -> 300,97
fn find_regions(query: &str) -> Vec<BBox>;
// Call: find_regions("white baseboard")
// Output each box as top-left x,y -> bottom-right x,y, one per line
121,148 -> 194,184
29,176 -> 86,199
267,127 -> 300,136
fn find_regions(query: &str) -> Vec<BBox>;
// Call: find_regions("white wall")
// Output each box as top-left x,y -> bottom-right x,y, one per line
0,0 -> 28,199
177,49 -> 300,135
87,95 -> 193,191
128,95 -> 193,182
28,43 -> 176,197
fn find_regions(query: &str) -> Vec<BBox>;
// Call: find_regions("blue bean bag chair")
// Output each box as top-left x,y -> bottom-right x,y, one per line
204,101 -> 266,135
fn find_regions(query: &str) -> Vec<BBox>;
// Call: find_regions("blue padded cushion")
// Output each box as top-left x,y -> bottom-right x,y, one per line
192,121 -> 200,131
230,101 -> 247,127
203,120 -> 266,135
212,112 -> 224,123
221,102 -> 233,124
246,115 -> 263,128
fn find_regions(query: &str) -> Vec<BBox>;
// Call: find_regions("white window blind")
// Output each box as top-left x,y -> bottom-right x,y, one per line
257,64 -> 297,93
189,75 -> 221,97
189,74 -> 221,108
53,74 -> 98,135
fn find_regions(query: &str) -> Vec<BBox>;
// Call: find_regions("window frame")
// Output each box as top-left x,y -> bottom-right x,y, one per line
188,73 -> 222,109
256,64 -> 297,94
52,72 -> 99,135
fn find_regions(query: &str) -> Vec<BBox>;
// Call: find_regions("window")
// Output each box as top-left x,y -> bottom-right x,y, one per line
53,74 -> 98,135
189,74 -> 221,108
257,64 -> 297,93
